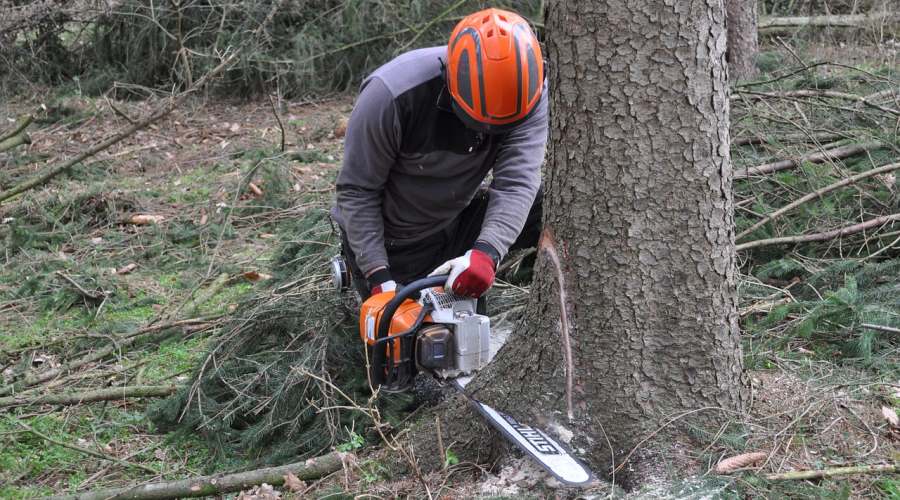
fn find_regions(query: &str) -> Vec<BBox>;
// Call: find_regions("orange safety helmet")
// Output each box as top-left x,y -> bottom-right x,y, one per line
446,8 -> 543,133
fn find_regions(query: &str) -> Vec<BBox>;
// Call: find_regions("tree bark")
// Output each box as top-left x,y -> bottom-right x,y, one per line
469,0 -> 747,483
726,0 -> 759,81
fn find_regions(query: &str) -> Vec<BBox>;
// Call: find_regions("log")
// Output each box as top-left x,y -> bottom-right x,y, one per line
764,463 -> 896,481
0,385 -> 177,408
0,115 -> 33,142
47,452 -> 349,500
735,141 -> 882,179
736,213 -> 900,251
737,161 -> 900,240
760,13 -> 900,29
0,132 -> 30,153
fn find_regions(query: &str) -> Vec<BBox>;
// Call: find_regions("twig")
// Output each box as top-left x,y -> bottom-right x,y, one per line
737,162 -> 900,240
737,213 -> 900,251
55,271 -> 106,301
735,142 -> 883,179
268,94 -> 286,152
46,452 -> 349,500
764,463 -> 896,481
0,385 -> 177,408
16,421 -> 158,475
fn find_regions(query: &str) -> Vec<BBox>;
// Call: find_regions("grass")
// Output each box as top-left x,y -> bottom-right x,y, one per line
1,36 -> 898,498
0,93 -> 345,495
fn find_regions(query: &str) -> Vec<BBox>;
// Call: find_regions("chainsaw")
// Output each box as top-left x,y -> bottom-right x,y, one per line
332,257 -> 594,486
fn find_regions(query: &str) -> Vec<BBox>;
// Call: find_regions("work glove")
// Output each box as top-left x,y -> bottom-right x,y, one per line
429,246 -> 497,298
367,268 -> 396,295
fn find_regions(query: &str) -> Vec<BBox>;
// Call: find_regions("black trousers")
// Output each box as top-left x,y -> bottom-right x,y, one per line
341,188 -> 543,299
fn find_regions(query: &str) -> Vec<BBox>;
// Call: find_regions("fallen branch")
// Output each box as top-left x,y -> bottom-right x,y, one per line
0,385 -> 177,408
47,452 -> 349,500
732,131 -> 846,147
861,323 -> 900,335
734,89 -> 900,116
737,162 -> 900,240
0,52 -> 239,206
760,13 -> 900,29
0,317 -> 219,397
0,131 -> 30,153
736,141 -> 882,179
17,421 -> 158,475
764,463 -> 896,481
0,115 -> 33,142
736,213 -> 900,251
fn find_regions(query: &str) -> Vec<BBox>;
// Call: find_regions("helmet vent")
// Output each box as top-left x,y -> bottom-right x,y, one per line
482,15 -> 490,23
499,28 -> 507,35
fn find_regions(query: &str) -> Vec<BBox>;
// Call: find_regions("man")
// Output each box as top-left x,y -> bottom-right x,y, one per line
332,7 -> 547,301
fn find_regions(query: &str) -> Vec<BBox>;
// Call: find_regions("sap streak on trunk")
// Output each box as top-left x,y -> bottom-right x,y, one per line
469,0 -> 748,478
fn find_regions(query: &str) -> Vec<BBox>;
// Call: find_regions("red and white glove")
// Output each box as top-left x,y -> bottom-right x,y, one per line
367,268 -> 396,295
370,280 -> 397,295
429,247 -> 497,298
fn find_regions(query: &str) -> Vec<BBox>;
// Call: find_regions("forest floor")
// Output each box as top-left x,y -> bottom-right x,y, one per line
1,40 -> 899,499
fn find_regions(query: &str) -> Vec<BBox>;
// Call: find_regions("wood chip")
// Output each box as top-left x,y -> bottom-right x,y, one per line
715,452 -> 767,474
116,263 -> 138,275
129,214 -> 165,225
882,406 -> 899,428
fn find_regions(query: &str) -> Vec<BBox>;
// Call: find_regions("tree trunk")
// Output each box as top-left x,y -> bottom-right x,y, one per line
726,0 -> 759,81
469,0 -> 748,483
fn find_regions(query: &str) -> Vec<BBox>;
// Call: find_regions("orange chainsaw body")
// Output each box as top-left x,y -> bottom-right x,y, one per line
359,292 -> 432,362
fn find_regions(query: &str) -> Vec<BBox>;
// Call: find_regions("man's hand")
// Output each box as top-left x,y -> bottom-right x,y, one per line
429,249 -> 496,297
366,267 -> 396,295
370,280 -> 397,295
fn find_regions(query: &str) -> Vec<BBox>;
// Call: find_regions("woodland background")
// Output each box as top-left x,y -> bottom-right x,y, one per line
1,0 -> 899,498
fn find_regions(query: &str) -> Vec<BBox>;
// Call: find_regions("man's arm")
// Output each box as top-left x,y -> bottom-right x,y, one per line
477,87 -> 549,261
334,77 -> 400,279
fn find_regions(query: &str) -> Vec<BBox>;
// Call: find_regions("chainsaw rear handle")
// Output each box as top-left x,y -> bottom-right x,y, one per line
375,275 -> 448,342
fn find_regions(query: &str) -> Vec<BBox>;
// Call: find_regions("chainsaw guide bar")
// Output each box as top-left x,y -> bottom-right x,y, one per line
453,377 -> 594,486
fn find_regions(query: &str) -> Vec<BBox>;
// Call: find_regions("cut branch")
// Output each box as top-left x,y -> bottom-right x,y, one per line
734,89 -> 900,116
861,323 -> 900,335
737,162 -> 900,240
760,13 -> 900,29
736,141 -> 882,179
0,52 -> 239,205
0,132 -> 30,153
17,421 -> 158,475
0,385 -> 177,408
764,463 -> 896,481
732,131 -> 846,147
47,452 -> 349,500
736,213 -> 900,251
0,115 -> 33,142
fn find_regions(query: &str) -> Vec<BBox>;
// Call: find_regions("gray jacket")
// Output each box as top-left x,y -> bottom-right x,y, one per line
332,46 -> 548,275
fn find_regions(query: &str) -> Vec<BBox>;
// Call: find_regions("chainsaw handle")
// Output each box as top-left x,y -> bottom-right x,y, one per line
375,274 -> 448,342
